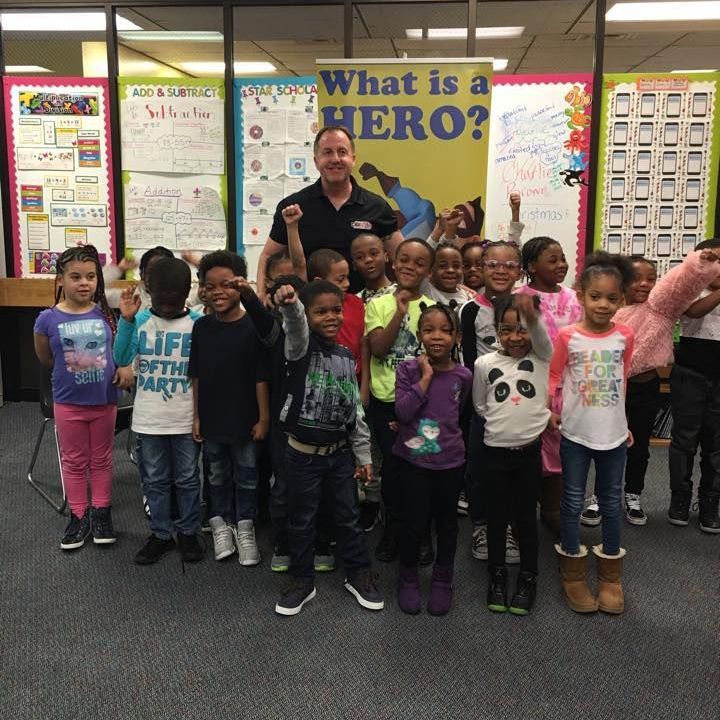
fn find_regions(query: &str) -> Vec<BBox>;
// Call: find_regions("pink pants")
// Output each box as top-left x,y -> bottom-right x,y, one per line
54,403 -> 117,517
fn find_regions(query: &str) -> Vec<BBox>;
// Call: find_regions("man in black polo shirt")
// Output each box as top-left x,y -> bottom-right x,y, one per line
255,126 -> 403,293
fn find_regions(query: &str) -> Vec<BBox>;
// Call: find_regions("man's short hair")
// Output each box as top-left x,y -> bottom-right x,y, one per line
313,125 -> 355,155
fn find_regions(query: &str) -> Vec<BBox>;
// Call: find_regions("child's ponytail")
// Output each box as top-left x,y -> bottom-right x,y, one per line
581,250 -> 635,292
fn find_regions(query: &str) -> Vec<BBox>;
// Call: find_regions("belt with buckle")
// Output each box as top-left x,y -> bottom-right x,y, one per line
288,435 -> 347,456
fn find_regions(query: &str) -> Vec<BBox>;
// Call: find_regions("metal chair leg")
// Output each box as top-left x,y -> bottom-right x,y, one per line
27,417 -> 67,514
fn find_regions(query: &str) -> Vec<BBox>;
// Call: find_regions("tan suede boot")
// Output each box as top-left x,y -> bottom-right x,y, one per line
555,544 -> 598,613
540,474 -> 562,537
593,545 -> 626,615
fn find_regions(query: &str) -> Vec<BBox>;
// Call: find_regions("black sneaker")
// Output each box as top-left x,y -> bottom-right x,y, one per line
699,496 -> 720,534
624,493 -> 647,526
359,501 -> 380,533
580,495 -> 602,526
487,566 -> 508,613
60,509 -> 90,550
418,533 -> 434,567
275,579 -> 317,616
668,492 -> 691,526
134,535 -> 176,565
178,533 -> 205,562
90,506 -> 117,545
509,571 -> 538,616
344,569 -> 384,610
375,524 -> 399,562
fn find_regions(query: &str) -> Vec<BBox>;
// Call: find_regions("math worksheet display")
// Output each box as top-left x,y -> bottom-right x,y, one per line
3,77 -> 115,277
119,78 -> 228,260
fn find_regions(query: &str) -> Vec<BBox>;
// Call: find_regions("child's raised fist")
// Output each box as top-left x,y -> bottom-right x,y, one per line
273,284 -> 297,306
224,276 -> 254,298
282,204 -> 303,225
509,192 -> 521,212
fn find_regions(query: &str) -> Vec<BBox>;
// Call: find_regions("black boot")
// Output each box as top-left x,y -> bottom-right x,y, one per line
668,492 -> 691,526
699,495 -> 720,534
375,520 -> 399,562
486,566 -> 508,613
418,532 -> 434,567
509,571 -> 538,616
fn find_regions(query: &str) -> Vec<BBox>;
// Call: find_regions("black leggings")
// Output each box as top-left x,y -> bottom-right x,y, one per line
399,459 -> 464,566
485,443 -> 541,574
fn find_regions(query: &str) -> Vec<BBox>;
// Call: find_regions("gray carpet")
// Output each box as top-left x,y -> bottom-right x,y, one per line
0,401 -> 716,720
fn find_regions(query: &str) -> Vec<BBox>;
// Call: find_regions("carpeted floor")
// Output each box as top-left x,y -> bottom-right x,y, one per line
0,401 -> 716,720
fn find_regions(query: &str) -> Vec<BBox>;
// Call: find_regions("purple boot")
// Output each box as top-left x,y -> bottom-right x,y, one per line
397,564 -> 421,615
428,563 -> 453,616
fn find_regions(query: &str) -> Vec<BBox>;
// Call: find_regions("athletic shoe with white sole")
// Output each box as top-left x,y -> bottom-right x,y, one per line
580,494 -> 602,526
344,569 -> 384,611
90,506 -> 117,545
505,526 -> 520,565
275,580 -> 317,616
60,509 -> 90,551
625,493 -> 647,526
235,519 -> 261,566
209,516 -> 236,560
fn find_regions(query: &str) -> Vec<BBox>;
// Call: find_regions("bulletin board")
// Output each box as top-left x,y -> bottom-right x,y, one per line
3,77 -> 115,277
486,74 -> 592,282
118,77 -> 228,260
234,76 -> 319,253
595,72 -> 720,273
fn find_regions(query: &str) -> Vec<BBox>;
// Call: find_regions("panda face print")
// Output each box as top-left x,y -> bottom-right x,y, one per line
488,359 -> 536,406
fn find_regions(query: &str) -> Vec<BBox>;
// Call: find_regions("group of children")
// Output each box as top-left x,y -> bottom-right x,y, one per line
34,200 -> 720,618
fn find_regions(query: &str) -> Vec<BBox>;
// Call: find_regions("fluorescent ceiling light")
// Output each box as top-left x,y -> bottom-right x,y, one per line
0,12 -> 140,31
493,58 -> 509,71
5,65 -> 51,73
607,2 -> 720,22
406,26 -> 524,39
180,61 -> 276,74
671,68 -> 717,73
118,31 -> 223,42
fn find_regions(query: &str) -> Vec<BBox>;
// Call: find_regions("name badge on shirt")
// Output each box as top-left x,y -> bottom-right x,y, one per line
351,220 -> 372,230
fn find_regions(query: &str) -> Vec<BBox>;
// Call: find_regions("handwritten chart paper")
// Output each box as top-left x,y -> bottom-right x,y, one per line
595,73 -> 720,274
486,75 -> 592,282
124,173 -> 227,251
119,80 -> 225,175
234,77 -> 319,265
3,77 -> 115,276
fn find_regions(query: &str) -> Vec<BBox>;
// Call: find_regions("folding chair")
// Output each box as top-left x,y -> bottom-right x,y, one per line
27,365 -> 135,513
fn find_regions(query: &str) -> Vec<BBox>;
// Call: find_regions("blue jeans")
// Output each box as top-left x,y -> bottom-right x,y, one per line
135,433 -> 200,540
560,437 -> 627,556
285,443 -> 370,581
203,439 -> 258,523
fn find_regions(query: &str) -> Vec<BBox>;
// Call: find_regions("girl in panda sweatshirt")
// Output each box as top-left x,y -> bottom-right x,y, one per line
472,293 -> 553,616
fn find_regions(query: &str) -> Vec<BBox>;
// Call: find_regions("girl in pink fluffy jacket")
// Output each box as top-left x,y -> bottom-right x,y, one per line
610,248 -> 720,525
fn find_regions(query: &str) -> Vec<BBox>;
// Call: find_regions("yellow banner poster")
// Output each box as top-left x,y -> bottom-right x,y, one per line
317,60 -> 493,240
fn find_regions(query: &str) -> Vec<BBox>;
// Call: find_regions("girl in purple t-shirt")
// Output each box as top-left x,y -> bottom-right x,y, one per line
393,303 -> 472,616
34,246 -> 124,551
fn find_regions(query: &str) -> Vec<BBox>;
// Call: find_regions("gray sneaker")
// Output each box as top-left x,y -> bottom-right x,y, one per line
235,519 -> 260,566
471,523 -> 488,560
505,526 -> 520,565
271,539 -> 290,573
209,516 -> 236,561
314,541 -> 336,572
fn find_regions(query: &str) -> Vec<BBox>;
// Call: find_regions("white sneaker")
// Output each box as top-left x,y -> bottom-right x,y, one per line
235,519 -> 261,566
209,516 -> 236,561
471,524 -> 488,560
505,526 -> 520,565
457,491 -> 469,516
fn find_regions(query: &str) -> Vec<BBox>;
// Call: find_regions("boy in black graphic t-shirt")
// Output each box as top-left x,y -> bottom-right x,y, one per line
272,279 -> 384,616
